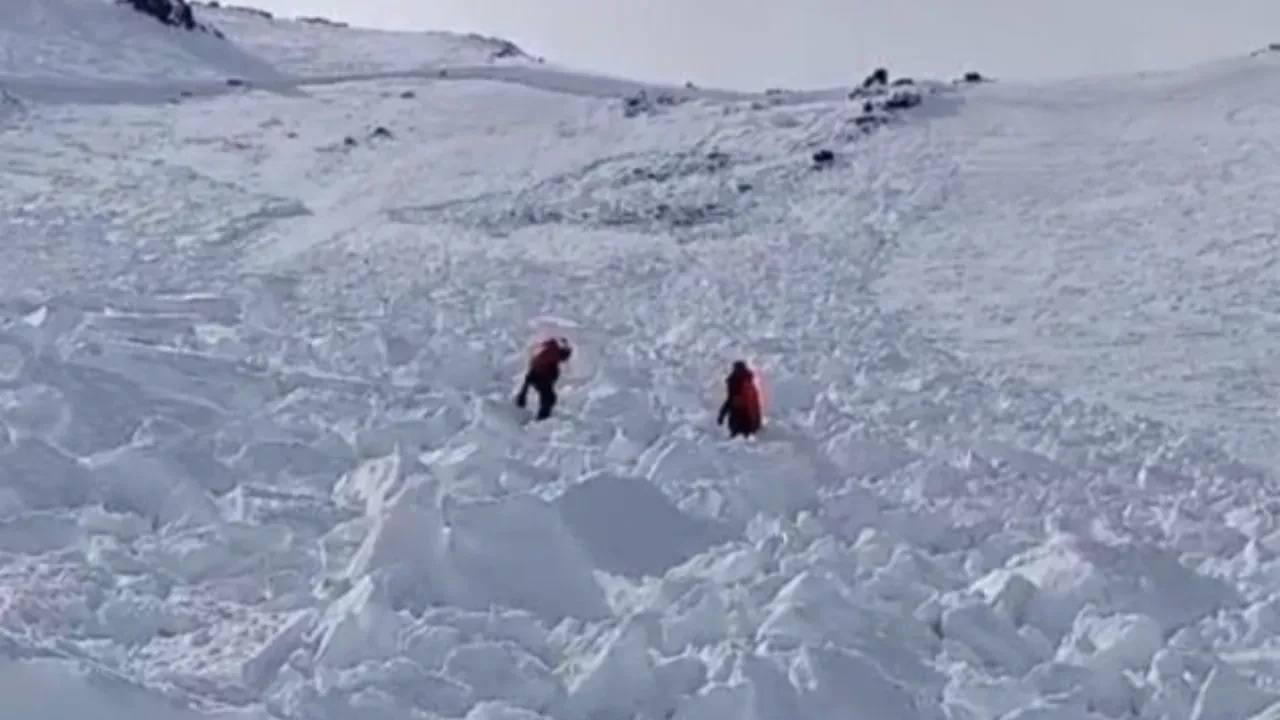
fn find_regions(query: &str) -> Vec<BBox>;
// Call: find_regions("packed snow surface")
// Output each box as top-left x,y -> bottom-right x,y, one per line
3,1 -> 1280,719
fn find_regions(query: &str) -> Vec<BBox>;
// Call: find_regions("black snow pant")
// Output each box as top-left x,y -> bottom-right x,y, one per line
517,374 -> 557,420
726,410 -> 759,438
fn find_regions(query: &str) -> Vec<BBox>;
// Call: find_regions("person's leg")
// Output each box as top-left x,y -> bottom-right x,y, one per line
535,381 -> 557,420
727,412 -> 745,438
516,373 -> 534,408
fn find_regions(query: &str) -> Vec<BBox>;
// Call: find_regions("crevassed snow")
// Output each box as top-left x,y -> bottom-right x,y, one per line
3,2 -> 1280,719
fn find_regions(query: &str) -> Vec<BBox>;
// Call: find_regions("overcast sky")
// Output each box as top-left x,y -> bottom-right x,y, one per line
245,0 -> 1279,90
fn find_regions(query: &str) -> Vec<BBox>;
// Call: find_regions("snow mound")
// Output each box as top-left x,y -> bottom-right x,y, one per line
552,471 -> 738,579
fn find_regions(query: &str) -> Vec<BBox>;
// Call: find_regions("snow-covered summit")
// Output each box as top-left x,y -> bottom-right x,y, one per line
0,0 -> 540,87
3,4 -> 1280,720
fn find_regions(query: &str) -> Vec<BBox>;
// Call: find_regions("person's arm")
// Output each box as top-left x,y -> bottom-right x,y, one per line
717,380 -> 732,424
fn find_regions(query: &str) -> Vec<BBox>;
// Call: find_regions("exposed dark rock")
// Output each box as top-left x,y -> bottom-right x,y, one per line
705,150 -> 730,168
370,126 -> 393,139
862,67 -> 889,88
883,90 -> 922,110
961,71 -> 987,83
298,15 -> 348,27
621,90 -> 686,118
490,41 -> 524,59
120,0 -> 223,35
462,32 -> 529,60
812,149 -> 835,166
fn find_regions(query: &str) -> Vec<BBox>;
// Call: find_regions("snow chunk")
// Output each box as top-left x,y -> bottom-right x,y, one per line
0,437 -> 94,511
401,624 -> 463,670
242,609 -> 317,691
1006,534 -> 1242,641
444,642 -> 565,714
332,450 -> 403,517
671,682 -> 755,720
92,446 -> 220,529
1057,611 -> 1163,674
561,614 -> 658,720
553,471 -> 736,578
972,569 -> 1040,627
824,432 -> 919,480
941,600 -> 1046,676
1190,663 -> 1278,720
331,657 -> 474,718
315,576 -> 406,669
444,491 -> 611,622
758,570 -> 864,648
792,645 -> 930,719
661,583 -> 731,652
733,652 -> 803,720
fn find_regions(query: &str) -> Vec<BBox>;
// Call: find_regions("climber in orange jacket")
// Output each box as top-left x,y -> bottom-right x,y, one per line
516,337 -> 573,420
717,360 -> 763,438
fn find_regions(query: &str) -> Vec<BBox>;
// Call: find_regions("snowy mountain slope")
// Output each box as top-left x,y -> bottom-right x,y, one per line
3,3 -> 1280,720
0,0 -> 547,101
873,53 -> 1280,466
195,1 -> 540,75
0,0 -> 280,82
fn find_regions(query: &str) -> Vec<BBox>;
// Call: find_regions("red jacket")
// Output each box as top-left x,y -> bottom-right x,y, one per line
529,339 -> 572,383
719,364 -> 762,428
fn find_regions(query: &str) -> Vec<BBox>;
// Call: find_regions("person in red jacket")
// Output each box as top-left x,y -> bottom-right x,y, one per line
717,360 -> 763,438
516,337 -> 573,420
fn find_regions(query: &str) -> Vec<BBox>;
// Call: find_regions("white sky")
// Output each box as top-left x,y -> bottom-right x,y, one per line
244,0 -> 1280,90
